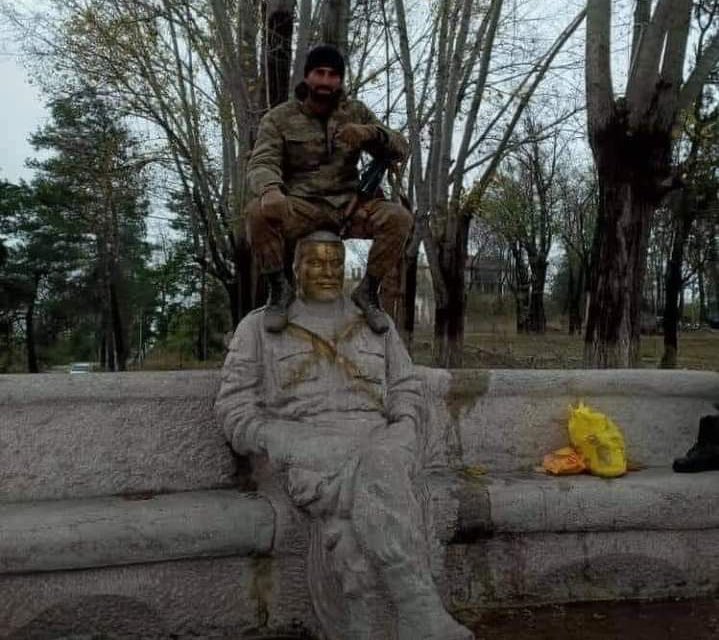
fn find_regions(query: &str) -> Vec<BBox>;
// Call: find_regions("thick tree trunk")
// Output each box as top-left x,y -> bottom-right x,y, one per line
661,194 -> 693,368
584,175 -> 655,367
584,108 -> 671,367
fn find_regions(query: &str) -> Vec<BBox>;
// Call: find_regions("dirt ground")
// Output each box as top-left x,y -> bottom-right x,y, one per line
464,598 -> 719,639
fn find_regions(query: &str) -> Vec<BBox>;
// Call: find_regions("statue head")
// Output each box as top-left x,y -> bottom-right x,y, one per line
293,231 -> 345,302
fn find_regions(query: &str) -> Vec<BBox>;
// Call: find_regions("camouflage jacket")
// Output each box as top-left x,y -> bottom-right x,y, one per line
247,89 -> 409,208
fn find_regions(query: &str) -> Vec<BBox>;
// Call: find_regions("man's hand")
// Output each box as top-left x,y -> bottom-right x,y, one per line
260,186 -> 287,218
336,124 -> 379,149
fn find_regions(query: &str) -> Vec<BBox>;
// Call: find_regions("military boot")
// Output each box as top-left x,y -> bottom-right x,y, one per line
673,414 -> 719,473
351,274 -> 389,334
263,270 -> 294,333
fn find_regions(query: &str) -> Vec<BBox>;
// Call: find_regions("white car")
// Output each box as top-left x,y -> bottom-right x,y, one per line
69,362 -> 92,374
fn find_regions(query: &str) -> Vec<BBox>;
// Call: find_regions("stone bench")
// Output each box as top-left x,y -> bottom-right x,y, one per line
0,369 -> 717,638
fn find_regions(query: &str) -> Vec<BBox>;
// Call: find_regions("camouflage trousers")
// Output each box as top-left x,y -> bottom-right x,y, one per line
246,195 -> 413,278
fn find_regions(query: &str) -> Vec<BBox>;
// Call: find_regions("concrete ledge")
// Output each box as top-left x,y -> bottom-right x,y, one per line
1,369 -> 718,636
0,372 -> 235,502
447,369 -> 719,471
0,490 -> 274,575
452,468 -> 719,535
447,527 -> 719,607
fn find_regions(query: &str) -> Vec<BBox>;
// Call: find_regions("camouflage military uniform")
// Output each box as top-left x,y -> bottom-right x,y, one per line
246,93 -> 413,278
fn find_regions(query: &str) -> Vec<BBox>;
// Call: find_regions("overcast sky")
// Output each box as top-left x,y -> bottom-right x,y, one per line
0,53 -> 47,183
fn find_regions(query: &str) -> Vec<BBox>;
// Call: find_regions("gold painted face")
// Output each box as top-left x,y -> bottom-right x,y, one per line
295,242 -> 345,302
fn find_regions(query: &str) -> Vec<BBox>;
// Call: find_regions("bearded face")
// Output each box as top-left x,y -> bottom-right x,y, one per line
305,66 -> 343,106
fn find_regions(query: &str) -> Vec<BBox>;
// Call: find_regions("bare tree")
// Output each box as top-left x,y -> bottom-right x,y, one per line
584,0 -> 719,366
391,0 -> 586,365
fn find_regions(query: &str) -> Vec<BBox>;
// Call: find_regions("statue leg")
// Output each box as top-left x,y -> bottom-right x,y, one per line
287,447 -> 393,639
349,432 -> 475,640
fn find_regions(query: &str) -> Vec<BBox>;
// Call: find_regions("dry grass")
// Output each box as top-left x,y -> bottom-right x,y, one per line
410,328 -> 719,370
138,328 -> 719,371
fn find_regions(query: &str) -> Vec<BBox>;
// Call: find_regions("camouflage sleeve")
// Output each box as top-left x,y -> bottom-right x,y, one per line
384,323 -> 423,427
247,112 -> 285,197
355,101 -> 409,162
214,313 -> 268,456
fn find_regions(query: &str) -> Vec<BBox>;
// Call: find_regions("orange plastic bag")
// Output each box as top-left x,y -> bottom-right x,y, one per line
542,446 -> 587,475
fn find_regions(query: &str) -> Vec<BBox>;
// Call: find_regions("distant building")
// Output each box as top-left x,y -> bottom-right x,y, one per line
465,256 -> 507,296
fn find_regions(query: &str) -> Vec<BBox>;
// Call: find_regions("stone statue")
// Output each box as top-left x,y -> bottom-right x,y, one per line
215,231 -> 474,640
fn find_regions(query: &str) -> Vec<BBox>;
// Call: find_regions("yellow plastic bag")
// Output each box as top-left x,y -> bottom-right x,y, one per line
568,402 -> 627,478
542,446 -> 587,475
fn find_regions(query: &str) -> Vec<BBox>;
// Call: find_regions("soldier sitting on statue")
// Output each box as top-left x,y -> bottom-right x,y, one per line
245,43 -> 413,334
215,230 -> 474,640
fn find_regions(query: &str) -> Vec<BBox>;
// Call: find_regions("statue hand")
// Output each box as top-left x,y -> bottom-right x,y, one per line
260,186 -> 288,218
336,124 -> 379,149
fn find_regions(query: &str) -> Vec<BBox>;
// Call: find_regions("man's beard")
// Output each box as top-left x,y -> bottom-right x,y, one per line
308,86 -> 341,108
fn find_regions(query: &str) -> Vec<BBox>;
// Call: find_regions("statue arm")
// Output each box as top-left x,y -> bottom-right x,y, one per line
384,324 -> 423,429
215,313 -> 268,456
215,315 -> 320,462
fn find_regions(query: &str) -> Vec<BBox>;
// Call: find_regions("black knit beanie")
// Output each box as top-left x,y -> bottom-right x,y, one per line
304,44 -> 345,79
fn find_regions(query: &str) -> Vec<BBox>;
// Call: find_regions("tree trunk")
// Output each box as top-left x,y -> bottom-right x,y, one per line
0,318 -> 11,372
322,0 -> 350,54
265,0 -> 295,107
584,105 -> 670,367
434,213 -> 469,367
198,261 -> 208,361
512,245 -> 530,332
584,173 -> 656,367
380,258 -> 406,338
110,277 -> 127,371
527,257 -> 547,333
228,237 -> 256,327
25,273 -> 40,374
568,257 -> 584,335
661,194 -> 693,368
403,250 -> 419,353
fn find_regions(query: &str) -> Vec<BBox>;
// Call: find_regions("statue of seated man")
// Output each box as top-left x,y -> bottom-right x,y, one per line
215,230 -> 473,640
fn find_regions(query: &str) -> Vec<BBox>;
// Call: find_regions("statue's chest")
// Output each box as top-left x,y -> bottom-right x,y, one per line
267,324 -> 387,399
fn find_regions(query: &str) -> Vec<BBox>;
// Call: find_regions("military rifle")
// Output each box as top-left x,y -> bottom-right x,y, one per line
338,157 -> 391,238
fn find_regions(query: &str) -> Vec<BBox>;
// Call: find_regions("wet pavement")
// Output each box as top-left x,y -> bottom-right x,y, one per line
466,598 -> 719,639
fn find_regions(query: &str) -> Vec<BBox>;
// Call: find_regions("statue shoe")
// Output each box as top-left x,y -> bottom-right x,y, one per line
673,414 -> 719,473
351,274 -> 389,334
263,270 -> 295,333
